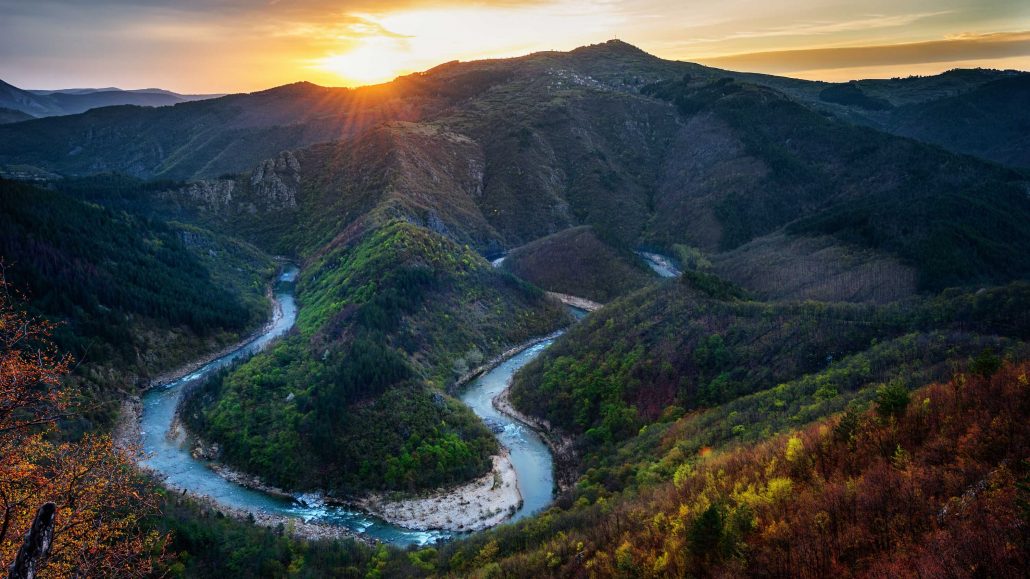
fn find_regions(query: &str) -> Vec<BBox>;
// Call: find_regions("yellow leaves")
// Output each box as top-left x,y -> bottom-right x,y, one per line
673,462 -> 693,489
731,477 -> 793,509
785,436 -> 805,464
652,550 -> 670,574
614,540 -> 635,572
766,477 -> 793,503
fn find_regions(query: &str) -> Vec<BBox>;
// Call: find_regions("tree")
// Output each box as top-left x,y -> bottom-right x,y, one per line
0,270 -> 166,576
874,381 -> 910,419
689,503 -> 725,558
969,348 -> 1002,378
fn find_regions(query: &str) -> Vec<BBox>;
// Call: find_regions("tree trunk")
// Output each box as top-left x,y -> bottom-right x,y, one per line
7,503 -> 56,579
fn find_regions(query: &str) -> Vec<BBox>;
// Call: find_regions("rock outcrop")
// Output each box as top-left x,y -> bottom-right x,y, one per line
250,150 -> 300,209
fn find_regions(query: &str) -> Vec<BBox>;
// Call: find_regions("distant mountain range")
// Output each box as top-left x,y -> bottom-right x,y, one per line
0,78 -> 220,120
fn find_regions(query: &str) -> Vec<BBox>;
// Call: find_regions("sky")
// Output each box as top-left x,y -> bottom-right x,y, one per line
1,0 -> 1029,93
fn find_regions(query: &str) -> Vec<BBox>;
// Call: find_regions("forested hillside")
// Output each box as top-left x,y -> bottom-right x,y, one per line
183,219 -> 569,492
438,359 -> 1030,577
513,276 -> 1030,448
0,178 -> 272,430
640,76 -> 1030,291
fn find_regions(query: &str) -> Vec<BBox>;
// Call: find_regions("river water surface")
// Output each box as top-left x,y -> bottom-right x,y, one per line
140,266 -> 562,545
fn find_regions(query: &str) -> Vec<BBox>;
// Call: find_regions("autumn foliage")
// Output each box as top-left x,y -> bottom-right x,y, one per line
0,273 -> 166,577
457,360 -> 1030,577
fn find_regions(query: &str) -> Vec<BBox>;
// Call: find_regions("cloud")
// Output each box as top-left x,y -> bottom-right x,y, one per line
695,31 -> 1030,74
669,11 -> 954,47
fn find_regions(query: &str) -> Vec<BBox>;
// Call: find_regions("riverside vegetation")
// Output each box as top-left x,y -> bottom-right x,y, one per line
0,40 -> 1028,577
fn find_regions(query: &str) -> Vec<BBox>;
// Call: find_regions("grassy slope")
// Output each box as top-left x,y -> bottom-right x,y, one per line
502,226 -> 656,303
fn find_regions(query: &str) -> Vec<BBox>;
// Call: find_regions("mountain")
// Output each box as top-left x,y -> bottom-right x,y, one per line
753,68 -> 1030,169
882,73 -> 1030,169
639,76 -> 1030,292
0,78 -> 219,118
132,43 -> 1029,299
28,87 -> 218,98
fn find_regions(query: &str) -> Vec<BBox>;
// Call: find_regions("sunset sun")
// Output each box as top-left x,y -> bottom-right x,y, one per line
315,37 -> 413,86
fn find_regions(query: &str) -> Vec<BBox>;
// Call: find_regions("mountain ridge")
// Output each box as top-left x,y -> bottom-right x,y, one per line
0,78 -> 219,118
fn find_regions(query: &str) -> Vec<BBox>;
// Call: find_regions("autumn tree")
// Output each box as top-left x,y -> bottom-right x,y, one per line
0,270 -> 166,577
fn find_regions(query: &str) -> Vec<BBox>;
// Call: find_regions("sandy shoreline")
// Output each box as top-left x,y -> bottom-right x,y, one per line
493,384 -> 578,493
356,452 -> 522,532
544,291 -> 604,312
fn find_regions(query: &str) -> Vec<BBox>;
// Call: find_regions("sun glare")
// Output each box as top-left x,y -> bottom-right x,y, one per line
315,37 -> 413,86
312,4 -> 617,87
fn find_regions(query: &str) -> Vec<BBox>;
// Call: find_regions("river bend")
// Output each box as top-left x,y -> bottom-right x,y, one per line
140,266 -> 559,545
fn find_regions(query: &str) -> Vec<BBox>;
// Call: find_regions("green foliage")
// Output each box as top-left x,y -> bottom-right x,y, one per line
153,495 -> 387,578
679,269 -> 748,300
512,276 -> 1029,464
970,348 -> 1002,378
819,82 -> 893,111
0,178 -> 272,431
0,179 -> 260,336
874,381 -> 911,419
185,220 -> 568,492
689,503 -> 725,557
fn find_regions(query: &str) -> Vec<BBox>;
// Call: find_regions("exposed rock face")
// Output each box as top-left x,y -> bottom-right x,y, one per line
466,157 -> 485,197
250,150 -> 301,209
163,150 -> 301,216
175,179 -> 236,212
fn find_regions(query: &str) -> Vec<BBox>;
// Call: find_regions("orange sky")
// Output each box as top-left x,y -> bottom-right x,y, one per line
1,1 -> 1028,92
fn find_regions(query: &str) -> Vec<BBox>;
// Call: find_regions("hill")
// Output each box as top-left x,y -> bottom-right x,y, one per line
182,220 -> 569,492
0,106 -> 33,124
437,359 -> 1030,577
511,276 -> 1029,448
0,178 -> 273,430
501,226 -> 657,302
883,73 -> 1030,169
640,76 -> 1030,292
163,118 -> 574,494
726,67 -> 1030,169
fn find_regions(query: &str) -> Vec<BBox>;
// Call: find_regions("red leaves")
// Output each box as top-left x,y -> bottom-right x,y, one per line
0,273 -> 167,576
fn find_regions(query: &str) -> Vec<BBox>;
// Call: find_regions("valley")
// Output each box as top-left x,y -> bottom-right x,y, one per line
137,264 -> 574,543
0,38 -> 1027,578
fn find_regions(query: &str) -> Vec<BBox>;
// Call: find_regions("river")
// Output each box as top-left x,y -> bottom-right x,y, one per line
140,266 -> 564,546
637,251 -> 682,278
